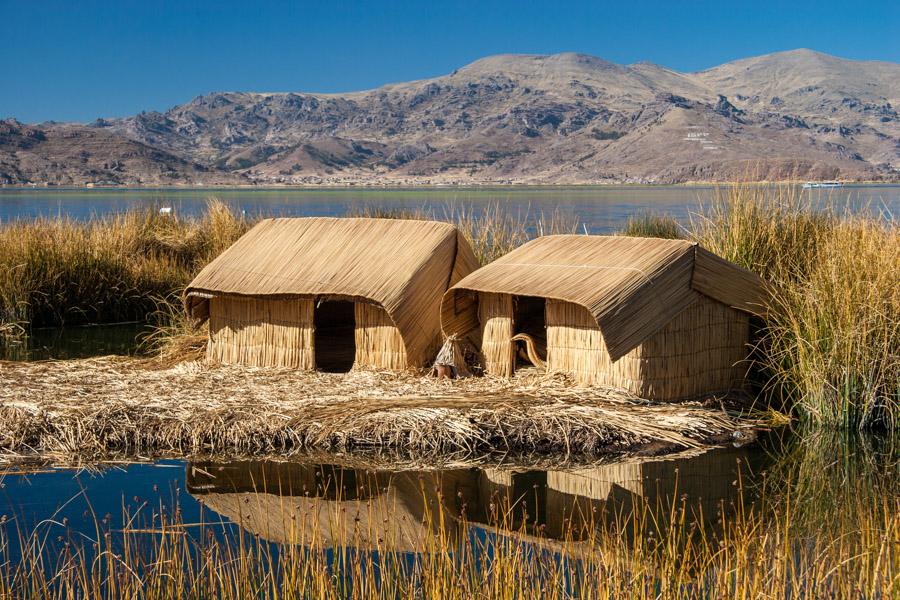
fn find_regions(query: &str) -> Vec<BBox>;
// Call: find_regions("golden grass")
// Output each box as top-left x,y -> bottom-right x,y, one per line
0,200 -> 249,332
350,203 -> 580,266
619,210 -> 684,239
692,184 -> 899,428
0,357 -> 749,465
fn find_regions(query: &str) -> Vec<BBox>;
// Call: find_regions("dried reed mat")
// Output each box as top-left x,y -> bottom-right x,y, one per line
0,357 -> 754,464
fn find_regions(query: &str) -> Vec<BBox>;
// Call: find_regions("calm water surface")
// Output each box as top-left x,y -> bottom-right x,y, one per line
1,185 -> 897,232
0,323 -> 151,361
1,432 -> 896,570
0,439 -> 772,557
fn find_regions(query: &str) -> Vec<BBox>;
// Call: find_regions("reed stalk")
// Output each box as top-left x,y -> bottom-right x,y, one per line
691,184 -> 899,429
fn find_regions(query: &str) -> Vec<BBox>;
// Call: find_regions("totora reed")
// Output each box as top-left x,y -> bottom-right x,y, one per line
1,184 -> 897,438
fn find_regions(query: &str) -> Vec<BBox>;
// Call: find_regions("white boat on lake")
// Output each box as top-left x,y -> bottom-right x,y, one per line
802,181 -> 844,189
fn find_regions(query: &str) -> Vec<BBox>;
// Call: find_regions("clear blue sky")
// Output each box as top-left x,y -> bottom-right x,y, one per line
2,0 -> 898,123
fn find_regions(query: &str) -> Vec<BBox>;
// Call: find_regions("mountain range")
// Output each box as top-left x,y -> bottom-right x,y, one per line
1,49 -> 898,186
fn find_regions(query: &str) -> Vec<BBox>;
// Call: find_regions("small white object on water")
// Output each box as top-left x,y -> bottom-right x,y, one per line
159,207 -> 173,216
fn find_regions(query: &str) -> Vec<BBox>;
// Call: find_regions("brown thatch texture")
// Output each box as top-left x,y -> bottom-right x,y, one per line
442,235 -> 766,361
0,357 -> 753,465
207,297 -> 315,369
478,292 -> 515,377
546,297 -> 750,400
354,302 -> 407,370
186,218 -> 478,365
193,489 -> 431,551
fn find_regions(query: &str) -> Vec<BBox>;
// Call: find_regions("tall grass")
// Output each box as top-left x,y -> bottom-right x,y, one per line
0,462 -> 895,599
618,211 -> 684,239
692,184 -> 899,429
0,201 -> 248,333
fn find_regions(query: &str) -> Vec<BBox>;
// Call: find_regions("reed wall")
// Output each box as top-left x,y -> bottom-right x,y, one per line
207,296 -> 315,369
545,296 -> 750,400
478,292 -> 515,377
354,302 -> 409,369
207,296 -> 415,371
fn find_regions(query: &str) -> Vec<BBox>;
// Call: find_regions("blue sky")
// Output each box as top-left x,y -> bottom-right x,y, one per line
2,0 -> 898,123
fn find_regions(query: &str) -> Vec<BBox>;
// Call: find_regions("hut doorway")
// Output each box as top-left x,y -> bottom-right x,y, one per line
314,300 -> 356,372
513,295 -> 547,369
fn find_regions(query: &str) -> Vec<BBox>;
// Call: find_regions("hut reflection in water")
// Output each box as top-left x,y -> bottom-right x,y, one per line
187,446 -> 767,551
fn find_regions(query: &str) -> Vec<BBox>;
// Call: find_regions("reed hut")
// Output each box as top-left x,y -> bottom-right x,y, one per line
185,217 -> 479,372
440,235 -> 767,400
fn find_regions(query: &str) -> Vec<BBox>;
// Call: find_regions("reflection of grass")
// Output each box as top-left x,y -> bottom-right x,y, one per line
0,461 -> 896,598
692,184 -> 899,428
756,430 -> 899,533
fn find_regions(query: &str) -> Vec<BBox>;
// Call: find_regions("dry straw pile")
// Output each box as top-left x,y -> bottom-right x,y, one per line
0,357 -> 749,465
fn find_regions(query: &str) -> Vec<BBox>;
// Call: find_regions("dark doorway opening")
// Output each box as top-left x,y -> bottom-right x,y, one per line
314,300 -> 355,372
513,295 -> 547,368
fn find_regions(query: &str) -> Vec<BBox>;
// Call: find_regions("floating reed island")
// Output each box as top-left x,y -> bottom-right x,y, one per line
0,215 -> 779,464
0,357 -> 756,465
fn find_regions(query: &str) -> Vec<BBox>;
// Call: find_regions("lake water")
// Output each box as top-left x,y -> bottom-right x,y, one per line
0,430 -> 896,594
0,323 -> 151,361
1,185 -> 897,233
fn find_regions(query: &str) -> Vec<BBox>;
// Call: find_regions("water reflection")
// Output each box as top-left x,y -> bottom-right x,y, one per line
1,433 -> 896,595
186,444 -> 769,549
0,323 -> 150,361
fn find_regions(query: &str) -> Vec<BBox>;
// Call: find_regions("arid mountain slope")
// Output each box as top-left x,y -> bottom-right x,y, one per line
2,49 -> 897,185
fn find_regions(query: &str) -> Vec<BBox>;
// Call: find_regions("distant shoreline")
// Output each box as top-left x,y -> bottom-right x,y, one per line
2,181 -> 899,192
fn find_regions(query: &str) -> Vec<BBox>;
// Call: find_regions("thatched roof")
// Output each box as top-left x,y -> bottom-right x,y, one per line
186,217 -> 479,361
441,235 -> 767,361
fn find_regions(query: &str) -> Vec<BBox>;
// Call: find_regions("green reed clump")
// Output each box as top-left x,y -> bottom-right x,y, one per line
0,200 -> 250,334
0,463 -> 896,599
692,184 -> 899,429
618,211 -> 684,239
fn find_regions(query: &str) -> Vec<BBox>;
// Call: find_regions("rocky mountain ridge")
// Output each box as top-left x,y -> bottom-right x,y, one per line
2,49 -> 897,185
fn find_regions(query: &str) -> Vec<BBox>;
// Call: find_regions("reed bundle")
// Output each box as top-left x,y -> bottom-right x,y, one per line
0,357 -> 751,465
478,292 -> 515,377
